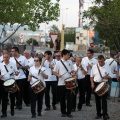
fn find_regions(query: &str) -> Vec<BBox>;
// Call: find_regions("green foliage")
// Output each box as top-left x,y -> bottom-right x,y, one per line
64,31 -> 75,44
49,24 -> 60,34
0,0 -> 60,30
26,38 -> 38,45
82,0 -> 120,52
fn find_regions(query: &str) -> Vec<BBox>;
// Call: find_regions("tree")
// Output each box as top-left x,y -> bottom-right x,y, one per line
26,38 -> 38,46
82,0 -> 120,52
64,30 -> 75,44
49,24 -> 60,34
0,0 -> 60,43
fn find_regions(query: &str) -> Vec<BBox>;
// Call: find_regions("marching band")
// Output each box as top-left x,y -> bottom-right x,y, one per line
0,47 -> 119,120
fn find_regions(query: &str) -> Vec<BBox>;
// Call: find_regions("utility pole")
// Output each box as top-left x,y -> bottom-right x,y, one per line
78,0 -> 84,27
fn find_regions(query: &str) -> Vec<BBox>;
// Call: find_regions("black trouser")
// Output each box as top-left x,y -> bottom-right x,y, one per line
15,78 -> 26,107
58,86 -> 72,115
94,82 -> 108,117
23,78 -> 30,105
107,79 -> 112,97
45,81 -> 57,108
0,80 -> 15,114
85,75 -> 92,104
77,78 -> 86,109
30,87 -> 44,115
72,78 -> 86,110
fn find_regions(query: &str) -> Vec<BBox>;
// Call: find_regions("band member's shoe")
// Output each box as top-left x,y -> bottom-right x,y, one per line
38,112 -> 41,116
1,114 -> 7,118
86,103 -> 92,107
67,114 -> 73,118
78,108 -> 81,111
31,114 -> 36,118
61,114 -> 67,117
11,110 -> 15,116
53,105 -> 56,110
45,107 -> 50,111
71,109 -> 75,112
18,106 -> 22,110
26,104 -> 30,107
103,115 -> 110,120
95,115 -> 102,119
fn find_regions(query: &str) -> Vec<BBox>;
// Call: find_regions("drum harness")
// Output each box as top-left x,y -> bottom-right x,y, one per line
60,60 -> 76,95
31,67 -> 45,83
3,65 -> 20,91
96,64 -> 109,90
14,57 -> 29,77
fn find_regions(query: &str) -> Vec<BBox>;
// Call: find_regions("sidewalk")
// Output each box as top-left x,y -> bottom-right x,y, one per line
0,96 -> 120,120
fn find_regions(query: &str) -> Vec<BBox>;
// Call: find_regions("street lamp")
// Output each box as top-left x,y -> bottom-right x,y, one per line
62,8 -> 69,25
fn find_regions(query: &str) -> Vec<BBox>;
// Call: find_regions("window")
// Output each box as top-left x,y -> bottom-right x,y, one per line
80,33 -> 83,37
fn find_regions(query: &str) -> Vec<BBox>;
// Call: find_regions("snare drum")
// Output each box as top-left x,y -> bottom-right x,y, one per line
65,77 -> 77,89
95,82 -> 109,96
4,79 -> 18,93
31,80 -> 45,94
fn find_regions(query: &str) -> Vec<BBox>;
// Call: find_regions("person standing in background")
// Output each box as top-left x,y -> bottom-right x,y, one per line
82,49 -> 98,106
23,50 -> 34,106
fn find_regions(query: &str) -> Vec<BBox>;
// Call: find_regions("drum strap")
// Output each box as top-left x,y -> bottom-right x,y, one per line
4,65 -> 14,76
32,75 -> 38,80
109,60 -> 114,66
60,60 -> 69,72
14,57 -> 27,77
97,64 -> 103,79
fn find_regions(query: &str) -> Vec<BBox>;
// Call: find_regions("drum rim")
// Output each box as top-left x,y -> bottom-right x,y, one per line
31,80 -> 41,87
3,78 -> 16,86
95,82 -> 106,92
64,77 -> 75,81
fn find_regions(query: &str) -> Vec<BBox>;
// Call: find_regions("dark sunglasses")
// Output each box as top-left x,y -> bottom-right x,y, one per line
34,60 -> 39,62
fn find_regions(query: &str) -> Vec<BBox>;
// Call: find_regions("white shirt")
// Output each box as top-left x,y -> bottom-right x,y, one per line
82,57 -> 98,75
10,55 -> 28,80
0,62 -> 18,81
73,63 -> 87,79
53,59 -> 73,86
91,63 -> 113,82
0,55 -> 3,63
43,59 -> 57,81
29,66 -> 46,86
105,58 -> 117,78
27,57 -> 34,71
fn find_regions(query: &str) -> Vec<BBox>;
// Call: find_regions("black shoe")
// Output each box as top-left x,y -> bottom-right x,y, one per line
78,108 -> 81,111
18,106 -> 22,110
95,115 -> 102,119
38,112 -> 41,116
31,114 -> 36,118
86,103 -> 92,107
53,105 -> 56,110
45,107 -> 50,111
15,106 -> 19,109
26,104 -> 30,107
103,115 -> 110,120
1,114 -> 7,118
72,109 -> 75,112
11,110 -> 15,116
61,114 -> 67,117
67,114 -> 73,118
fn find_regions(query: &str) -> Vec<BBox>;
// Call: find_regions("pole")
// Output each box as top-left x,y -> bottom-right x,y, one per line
60,24 -> 65,51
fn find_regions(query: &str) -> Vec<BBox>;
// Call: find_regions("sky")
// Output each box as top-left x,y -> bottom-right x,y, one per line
40,0 -> 94,31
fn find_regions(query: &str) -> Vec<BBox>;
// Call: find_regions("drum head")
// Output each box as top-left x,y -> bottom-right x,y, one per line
65,77 -> 74,81
4,79 -> 15,86
31,80 -> 40,87
95,82 -> 105,92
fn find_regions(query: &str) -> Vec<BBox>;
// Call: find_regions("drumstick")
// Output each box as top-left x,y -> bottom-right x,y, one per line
61,72 -> 68,76
16,84 -> 20,92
